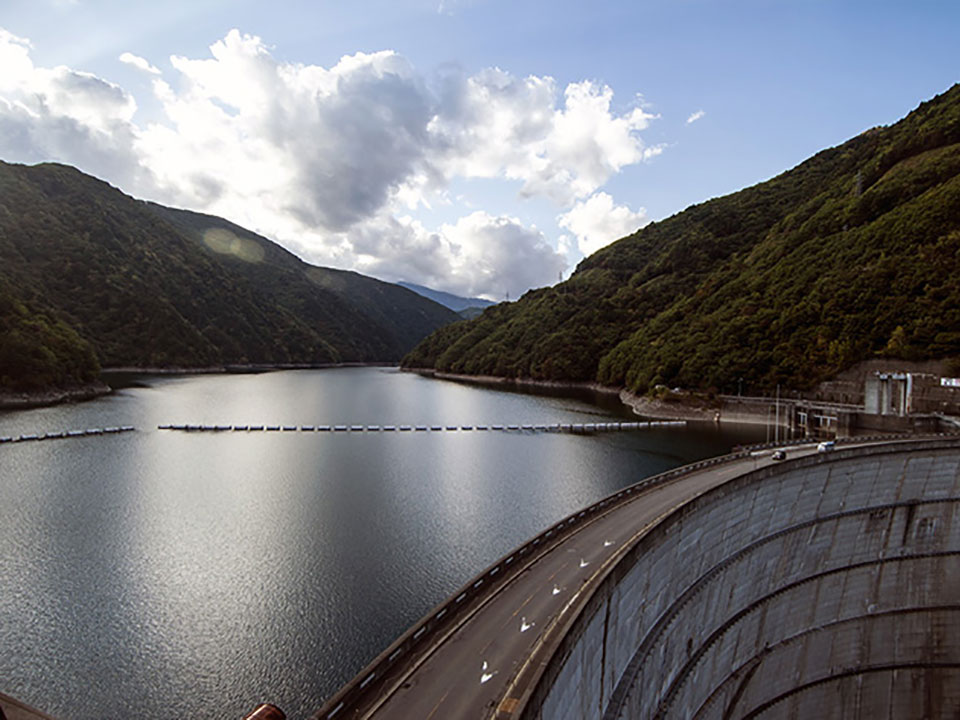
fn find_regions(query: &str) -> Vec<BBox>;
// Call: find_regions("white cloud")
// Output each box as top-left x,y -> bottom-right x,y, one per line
0,26 -> 659,298
430,69 -> 660,205
0,28 -> 147,188
119,52 -> 161,75
328,211 -> 568,301
0,28 -> 33,92
557,192 -> 648,256
686,109 -> 705,124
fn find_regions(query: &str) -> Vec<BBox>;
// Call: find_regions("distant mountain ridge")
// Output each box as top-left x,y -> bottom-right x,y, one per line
404,84 -> 960,394
397,281 -> 496,313
0,161 -> 458,391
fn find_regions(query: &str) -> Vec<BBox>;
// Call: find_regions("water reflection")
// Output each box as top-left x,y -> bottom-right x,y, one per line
0,368 -> 765,719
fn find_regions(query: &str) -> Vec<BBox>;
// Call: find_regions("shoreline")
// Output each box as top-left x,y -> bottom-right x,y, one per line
406,368 -> 624,397
409,369 -> 957,437
406,368 -> 799,429
1,363 -> 399,411
102,361 -> 398,375
0,381 -> 111,411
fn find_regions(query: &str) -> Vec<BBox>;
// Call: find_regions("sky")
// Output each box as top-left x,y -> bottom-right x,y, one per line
0,1 -> 958,301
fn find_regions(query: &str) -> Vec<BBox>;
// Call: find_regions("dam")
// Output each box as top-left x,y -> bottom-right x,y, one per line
316,436 -> 960,719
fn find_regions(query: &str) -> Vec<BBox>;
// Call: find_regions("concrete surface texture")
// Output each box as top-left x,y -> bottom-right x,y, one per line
522,441 -> 960,719
0,693 -> 57,720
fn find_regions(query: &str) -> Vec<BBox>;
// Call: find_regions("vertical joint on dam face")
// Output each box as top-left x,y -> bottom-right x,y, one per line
517,440 -> 960,720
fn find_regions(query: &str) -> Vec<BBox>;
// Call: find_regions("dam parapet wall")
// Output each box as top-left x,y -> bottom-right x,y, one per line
516,439 -> 960,719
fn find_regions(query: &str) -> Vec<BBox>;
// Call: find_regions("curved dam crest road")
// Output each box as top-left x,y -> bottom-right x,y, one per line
315,439 -> 914,720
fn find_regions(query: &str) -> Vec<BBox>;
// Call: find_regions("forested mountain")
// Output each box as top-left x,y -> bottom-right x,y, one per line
0,161 -> 458,391
404,84 -> 960,394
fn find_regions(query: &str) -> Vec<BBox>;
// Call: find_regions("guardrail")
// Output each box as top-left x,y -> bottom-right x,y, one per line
309,431 -> 960,719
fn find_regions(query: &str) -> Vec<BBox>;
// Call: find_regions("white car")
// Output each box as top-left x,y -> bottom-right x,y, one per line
817,441 -> 836,453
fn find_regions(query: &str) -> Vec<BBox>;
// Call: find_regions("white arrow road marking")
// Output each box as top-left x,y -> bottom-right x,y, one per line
520,617 -> 534,633
604,540 -> 614,547
580,559 -> 590,568
481,660 -> 498,684
552,585 -> 561,595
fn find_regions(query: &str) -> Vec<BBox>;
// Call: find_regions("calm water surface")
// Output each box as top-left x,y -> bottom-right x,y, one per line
0,368 -> 764,719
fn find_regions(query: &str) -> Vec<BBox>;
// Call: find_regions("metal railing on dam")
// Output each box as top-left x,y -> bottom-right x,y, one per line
310,434 -> 960,720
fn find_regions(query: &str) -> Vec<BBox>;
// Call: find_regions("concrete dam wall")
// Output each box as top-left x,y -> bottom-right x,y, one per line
520,440 -> 960,719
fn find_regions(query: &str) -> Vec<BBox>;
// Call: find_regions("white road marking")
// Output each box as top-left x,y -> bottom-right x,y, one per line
520,617 -> 534,633
480,660 -> 497,684
552,585 -> 561,595
604,540 -> 614,547
579,559 -> 590,568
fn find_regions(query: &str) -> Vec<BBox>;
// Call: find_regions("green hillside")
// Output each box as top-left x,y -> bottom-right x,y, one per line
0,161 -> 458,391
0,286 -> 100,392
403,84 -> 960,394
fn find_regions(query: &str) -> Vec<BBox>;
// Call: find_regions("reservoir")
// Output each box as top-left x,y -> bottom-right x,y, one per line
0,367 -> 764,719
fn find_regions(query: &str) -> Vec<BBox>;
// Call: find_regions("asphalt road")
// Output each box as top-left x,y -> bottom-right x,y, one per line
361,444 -> 827,720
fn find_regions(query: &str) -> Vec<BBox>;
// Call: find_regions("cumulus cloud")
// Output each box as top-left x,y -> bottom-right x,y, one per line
0,26 -> 658,297
119,52 -> 161,75
431,68 -> 660,205
686,109 -> 705,124
328,211 -> 567,301
0,28 -> 150,188
557,192 -> 648,256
